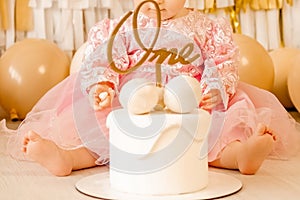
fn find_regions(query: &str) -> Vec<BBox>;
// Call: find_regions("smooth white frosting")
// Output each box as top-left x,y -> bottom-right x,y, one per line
106,108 -> 212,195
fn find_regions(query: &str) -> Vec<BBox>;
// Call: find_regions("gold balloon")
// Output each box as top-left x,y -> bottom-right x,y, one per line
70,42 -> 88,74
0,39 -> 70,120
233,33 -> 274,91
288,54 -> 300,112
269,48 -> 300,108
0,104 -> 7,119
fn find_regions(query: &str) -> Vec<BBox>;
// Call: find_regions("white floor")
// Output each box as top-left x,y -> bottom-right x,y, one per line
1,135 -> 300,200
1,110 -> 300,200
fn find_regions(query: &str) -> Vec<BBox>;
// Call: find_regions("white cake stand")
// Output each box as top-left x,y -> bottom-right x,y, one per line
75,171 -> 242,200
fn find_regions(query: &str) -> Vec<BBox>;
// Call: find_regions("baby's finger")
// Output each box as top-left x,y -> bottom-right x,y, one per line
99,92 -> 108,101
99,97 -> 110,108
201,93 -> 212,101
201,101 -> 216,110
93,104 -> 101,111
201,96 -> 217,105
108,88 -> 115,98
95,84 -> 109,94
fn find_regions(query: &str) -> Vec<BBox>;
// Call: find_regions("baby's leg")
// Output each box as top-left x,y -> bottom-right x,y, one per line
22,131 -> 97,176
209,123 -> 276,175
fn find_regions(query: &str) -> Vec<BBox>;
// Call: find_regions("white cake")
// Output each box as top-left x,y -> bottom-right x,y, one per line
106,108 -> 212,195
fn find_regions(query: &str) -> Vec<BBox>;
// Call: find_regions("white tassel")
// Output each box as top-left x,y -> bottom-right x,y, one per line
292,0 -> 300,48
216,0 -> 234,8
281,0 -> 293,47
73,10 -> 84,50
57,9 -> 74,52
240,5 -> 255,38
83,7 -> 96,39
108,0 -> 125,18
27,0 -> 53,39
100,0 -> 112,8
267,9 -> 281,50
26,8 -> 46,39
5,0 -> 15,49
255,10 -> 269,50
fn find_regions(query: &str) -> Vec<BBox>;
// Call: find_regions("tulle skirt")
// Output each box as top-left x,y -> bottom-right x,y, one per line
208,82 -> 300,161
2,73 -> 113,165
2,73 -> 300,164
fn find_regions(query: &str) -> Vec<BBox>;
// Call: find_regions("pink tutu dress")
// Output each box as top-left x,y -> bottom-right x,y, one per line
2,9 -> 300,165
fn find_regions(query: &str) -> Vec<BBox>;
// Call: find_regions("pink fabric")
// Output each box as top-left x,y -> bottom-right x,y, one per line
80,10 -> 239,108
5,73 -> 112,163
3,10 -> 299,164
208,82 -> 300,161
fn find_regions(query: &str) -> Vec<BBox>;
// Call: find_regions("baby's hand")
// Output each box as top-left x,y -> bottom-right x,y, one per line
199,89 -> 222,111
88,83 -> 115,111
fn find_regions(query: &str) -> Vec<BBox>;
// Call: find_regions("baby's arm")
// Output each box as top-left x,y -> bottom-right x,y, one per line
197,15 -> 239,110
80,18 -> 124,109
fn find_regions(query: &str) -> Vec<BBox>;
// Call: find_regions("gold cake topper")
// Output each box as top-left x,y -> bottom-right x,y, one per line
107,0 -> 200,87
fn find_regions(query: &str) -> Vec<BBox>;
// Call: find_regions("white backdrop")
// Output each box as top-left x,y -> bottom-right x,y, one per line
0,0 -> 299,58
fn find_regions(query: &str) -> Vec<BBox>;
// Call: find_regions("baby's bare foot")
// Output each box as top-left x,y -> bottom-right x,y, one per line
22,131 -> 73,176
237,123 -> 276,174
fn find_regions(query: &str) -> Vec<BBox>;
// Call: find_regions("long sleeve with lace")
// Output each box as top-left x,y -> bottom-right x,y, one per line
196,15 -> 239,109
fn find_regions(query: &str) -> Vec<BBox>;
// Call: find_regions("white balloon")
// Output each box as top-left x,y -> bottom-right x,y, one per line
164,75 -> 202,113
119,78 -> 159,114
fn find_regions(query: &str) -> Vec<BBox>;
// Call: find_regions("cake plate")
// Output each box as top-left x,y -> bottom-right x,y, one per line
75,171 -> 242,200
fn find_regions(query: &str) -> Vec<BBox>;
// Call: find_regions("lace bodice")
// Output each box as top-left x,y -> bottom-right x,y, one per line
80,9 -> 239,109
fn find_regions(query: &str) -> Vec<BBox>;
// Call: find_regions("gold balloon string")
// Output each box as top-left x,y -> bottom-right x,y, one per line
228,6 -> 241,33
235,0 -> 247,13
0,0 -> 9,30
10,108 -> 19,122
279,10 -> 285,47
